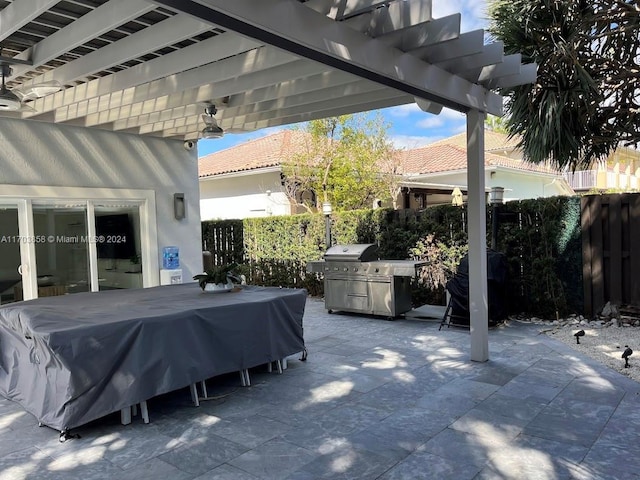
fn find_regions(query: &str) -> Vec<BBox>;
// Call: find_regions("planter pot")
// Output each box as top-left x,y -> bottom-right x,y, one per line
203,281 -> 234,293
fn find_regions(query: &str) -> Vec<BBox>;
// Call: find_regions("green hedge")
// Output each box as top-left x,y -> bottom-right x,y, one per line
202,196 -> 583,318
496,196 -> 582,318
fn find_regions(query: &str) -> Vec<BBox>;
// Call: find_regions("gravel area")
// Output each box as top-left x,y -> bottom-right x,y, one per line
521,316 -> 640,383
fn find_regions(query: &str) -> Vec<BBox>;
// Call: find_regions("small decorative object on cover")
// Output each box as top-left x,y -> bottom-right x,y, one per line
193,263 -> 242,292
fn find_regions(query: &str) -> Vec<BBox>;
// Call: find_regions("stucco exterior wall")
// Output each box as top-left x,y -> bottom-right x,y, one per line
0,117 -> 202,282
199,170 -> 291,220
412,170 -> 569,203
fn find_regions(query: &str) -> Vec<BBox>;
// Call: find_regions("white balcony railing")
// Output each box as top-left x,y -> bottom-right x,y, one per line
563,170 -> 597,190
563,169 -> 639,191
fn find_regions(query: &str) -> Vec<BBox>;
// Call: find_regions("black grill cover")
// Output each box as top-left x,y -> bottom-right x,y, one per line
445,250 -> 508,326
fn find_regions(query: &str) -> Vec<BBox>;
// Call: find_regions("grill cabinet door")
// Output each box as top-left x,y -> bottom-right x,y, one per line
325,277 -> 370,313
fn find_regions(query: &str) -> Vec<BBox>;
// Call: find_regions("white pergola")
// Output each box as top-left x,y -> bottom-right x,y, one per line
0,0 -> 536,361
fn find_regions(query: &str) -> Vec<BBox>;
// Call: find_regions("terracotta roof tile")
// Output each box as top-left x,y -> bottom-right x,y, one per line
199,130 -> 558,178
198,130 -> 310,177
399,144 -> 560,175
429,130 -> 520,152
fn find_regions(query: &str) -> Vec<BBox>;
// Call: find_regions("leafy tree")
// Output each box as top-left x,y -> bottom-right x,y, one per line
281,113 -> 402,211
485,114 -> 509,134
488,0 -> 640,171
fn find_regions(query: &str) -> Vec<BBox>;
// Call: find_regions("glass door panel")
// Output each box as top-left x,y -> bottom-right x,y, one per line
32,203 -> 90,296
95,204 -> 142,290
0,206 -> 23,304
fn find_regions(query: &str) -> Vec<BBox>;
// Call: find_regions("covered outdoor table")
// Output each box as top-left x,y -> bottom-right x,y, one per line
0,284 -> 306,433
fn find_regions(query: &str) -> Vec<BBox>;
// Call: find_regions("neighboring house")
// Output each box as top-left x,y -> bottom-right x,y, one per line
562,147 -> 640,192
199,131 -> 309,220
399,131 -> 574,208
199,130 -> 573,220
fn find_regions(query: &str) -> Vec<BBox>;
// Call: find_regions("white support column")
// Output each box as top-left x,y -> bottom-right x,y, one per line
466,109 -> 489,362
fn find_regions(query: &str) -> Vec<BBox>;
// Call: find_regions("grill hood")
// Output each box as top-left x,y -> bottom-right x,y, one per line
323,244 -> 379,262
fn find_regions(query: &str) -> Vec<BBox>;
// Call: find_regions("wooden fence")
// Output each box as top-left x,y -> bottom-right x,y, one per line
582,194 -> 640,317
201,220 -> 244,266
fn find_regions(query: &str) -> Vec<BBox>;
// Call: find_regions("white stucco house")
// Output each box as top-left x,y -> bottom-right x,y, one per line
199,129 -> 573,220
401,130 -> 574,207
199,130 -> 306,220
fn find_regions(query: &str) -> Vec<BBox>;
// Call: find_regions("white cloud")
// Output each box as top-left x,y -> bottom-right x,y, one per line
452,123 -> 467,135
415,107 -> 465,130
432,0 -> 488,33
439,108 -> 466,121
386,103 -> 422,117
417,116 -> 445,129
391,135 -> 441,149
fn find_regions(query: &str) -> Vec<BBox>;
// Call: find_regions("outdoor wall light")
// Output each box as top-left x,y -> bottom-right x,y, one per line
489,186 -> 504,205
174,193 -> 185,220
322,201 -> 332,247
489,187 -> 504,250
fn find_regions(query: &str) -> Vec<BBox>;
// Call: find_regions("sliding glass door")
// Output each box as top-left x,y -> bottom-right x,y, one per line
32,203 -> 91,296
0,196 -> 151,301
95,204 -> 143,291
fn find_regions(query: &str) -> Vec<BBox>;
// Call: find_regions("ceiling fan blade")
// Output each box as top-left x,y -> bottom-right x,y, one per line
14,80 -> 62,101
16,103 -> 35,113
225,127 -> 253,134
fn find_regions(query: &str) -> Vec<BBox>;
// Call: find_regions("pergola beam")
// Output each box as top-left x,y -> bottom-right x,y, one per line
413,29 -> 485,63
376,14 -> 460,50
165,94 -> 413,139
488,63 -> 538,89
342,0 -> 433,37
152,0 -> 503,115
0,0 -> 60,43
9,0 -> 156,79
437,42 -> 504,79
25,31 -> 262,121
78,55 -> 328,127
56,46 -> 304,124
25,13 -> 214,91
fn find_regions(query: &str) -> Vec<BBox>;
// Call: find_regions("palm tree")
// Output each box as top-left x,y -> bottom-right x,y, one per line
488,0 -> 640,172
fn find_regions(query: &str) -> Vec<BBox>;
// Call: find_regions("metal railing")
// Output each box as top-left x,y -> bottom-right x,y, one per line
563,170 -> 597,190
563,169 -> 639,191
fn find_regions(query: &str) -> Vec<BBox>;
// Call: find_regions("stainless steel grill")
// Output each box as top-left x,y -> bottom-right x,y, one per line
307,244 -> 426,318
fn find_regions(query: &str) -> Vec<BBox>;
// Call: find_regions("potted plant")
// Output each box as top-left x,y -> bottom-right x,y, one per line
193,263 -> 241,292
128,253 -> 142,273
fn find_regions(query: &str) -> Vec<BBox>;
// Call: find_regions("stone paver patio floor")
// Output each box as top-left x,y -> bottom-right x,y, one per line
1,297 -> 639,480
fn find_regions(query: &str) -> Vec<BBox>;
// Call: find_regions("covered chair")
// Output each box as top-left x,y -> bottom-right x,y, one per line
440,250 -> 508,329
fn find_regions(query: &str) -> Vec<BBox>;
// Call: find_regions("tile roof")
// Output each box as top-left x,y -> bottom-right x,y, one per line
399,144 -> 560,175
428,130 -> 521,152
198,130 -> 310,177
199,129 -> 558,178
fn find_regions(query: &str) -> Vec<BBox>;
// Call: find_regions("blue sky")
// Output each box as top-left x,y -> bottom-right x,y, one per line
198,1 -> 489,157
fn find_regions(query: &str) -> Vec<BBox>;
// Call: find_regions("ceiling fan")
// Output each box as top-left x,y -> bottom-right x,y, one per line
0,61 -> 62,112
201,104 -> 224,139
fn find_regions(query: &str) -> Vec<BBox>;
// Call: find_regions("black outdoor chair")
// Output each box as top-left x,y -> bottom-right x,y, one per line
440,250 -> 508,329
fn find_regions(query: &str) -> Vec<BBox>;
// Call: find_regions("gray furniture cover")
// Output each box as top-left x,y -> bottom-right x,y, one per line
0,284 -> 306,431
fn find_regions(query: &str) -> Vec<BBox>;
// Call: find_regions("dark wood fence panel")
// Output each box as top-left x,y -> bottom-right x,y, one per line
582,194 -> 640,317
202,220 -> 244,266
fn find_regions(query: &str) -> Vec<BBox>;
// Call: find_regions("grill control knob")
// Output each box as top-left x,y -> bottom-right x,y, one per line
375,268 -> 380,273
343,267 -> 348,271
